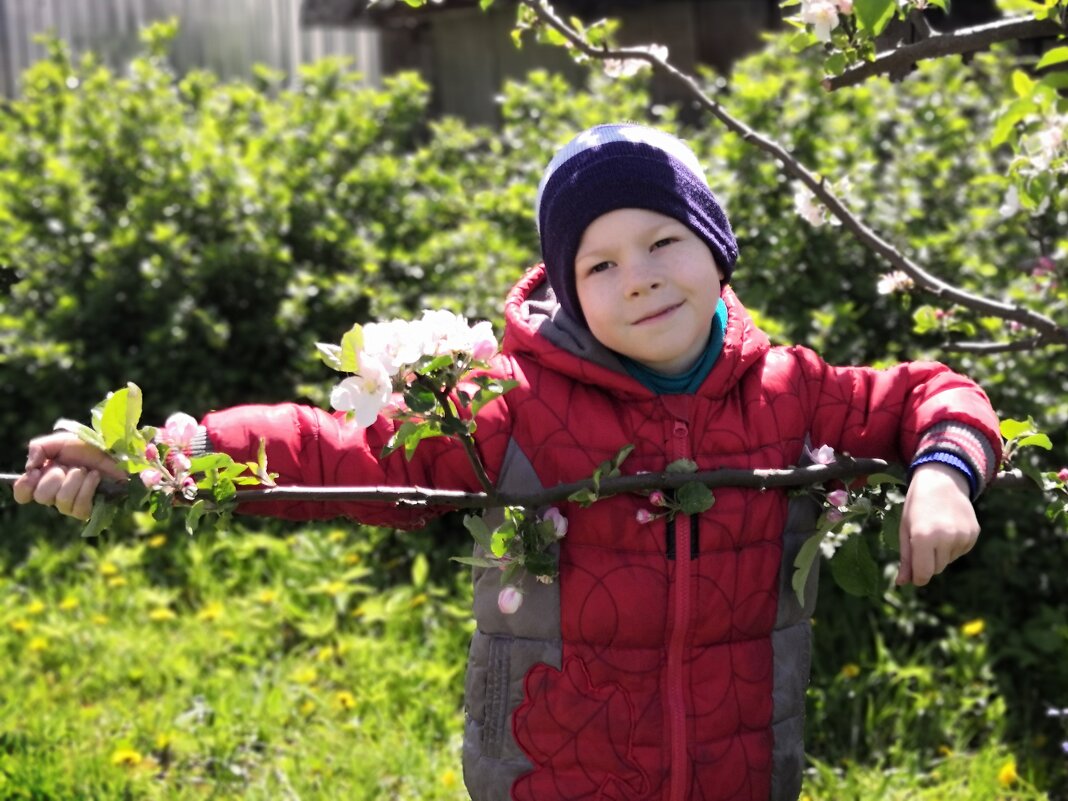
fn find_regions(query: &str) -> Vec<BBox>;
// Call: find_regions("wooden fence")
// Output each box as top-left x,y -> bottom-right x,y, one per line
0,0 -> 380,97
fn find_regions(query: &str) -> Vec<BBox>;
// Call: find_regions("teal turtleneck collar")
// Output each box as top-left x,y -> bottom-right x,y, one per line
619,298 -> 728,395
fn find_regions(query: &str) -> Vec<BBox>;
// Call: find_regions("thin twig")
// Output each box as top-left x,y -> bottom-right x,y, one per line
826,16 -> 1064,91
517,0 -> 1068,347
943,336 -> 1058,354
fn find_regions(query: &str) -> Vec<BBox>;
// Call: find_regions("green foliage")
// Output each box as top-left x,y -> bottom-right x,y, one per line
2,20 -> 1067,798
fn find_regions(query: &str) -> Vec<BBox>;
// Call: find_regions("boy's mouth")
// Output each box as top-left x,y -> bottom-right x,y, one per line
633,302 -> 682,325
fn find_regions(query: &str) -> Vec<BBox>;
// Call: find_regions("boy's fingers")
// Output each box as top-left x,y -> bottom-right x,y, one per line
72,470 -> 101,521
26,434 -> 123,478
910,540 -> 936,586
12,470 -> 41,505
53,468 -> 86,517
31,465 -> 66,508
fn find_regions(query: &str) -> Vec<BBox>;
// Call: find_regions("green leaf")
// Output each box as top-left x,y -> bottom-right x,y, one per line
1036,45 -> 1068,69
792,533 -> 823,606
480,0 -> 495,8
339,324 -> 363,372
463,514 -> 495,553
854,0 -> 897,35
829,534 -> 881,598
469,379 -> 518,417
1000,417 -> 1035,440
53,418 -> 107,450
567,488 -> 599,507
315,342 -> 343,371
1016,433 -> 1053,450
411,553 -> 429,588
185,499 -> 207,537
99,385 -> 141,449
1012,69 -> 1036,98
881,503 -> 902,553
676,482 -> 715,515
665,459 -> 698,474
81,497 -> 118,538
490,524 -> 514,558
450,556 -> 504,569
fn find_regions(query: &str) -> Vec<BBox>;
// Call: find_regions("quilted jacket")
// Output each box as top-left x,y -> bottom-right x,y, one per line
203,264 -> 1000,801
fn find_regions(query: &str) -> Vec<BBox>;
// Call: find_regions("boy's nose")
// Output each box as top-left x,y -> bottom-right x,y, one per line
624,260 -> 663,296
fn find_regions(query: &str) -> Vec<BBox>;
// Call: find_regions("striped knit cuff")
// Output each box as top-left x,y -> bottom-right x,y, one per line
911,421 -> 997,499
190,427 -> 213,457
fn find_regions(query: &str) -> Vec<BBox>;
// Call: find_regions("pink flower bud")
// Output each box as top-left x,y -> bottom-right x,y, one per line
804,444 -> 836,465
649,490 -> 667,507
140,468 -> 163,488
636,509 -> 655,525
497,586 -> 523,615
542,507 -> 568,539
144,443 -> 159,462
827,489 -> 849,508
169,451 -> 192,474
826,509 -> 844,524
180,475 -> 198,501
1058,467 -> 1068,483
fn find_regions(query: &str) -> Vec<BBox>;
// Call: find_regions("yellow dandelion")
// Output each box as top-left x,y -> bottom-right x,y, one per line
343,553 -> 361,565
937,744 -> 953,757
410,593 -> 427,609
110,747 -> 143,767
255,589 -> 278,605
28,637 -> 48,652
839,663 -> 861,679
961,619 -> 985,637
106,576 -> 128,589
99,562 -> 120,577
9,619 -> 31,633
440,768 -> 458,789
319,580 -> 347,596
316,646 -> 336,663
148,607 -> 176,622
300,699 -> 316,716
998,759 -> 1018,787
292,666 -> 318,685
92,614 -> 110,626
328,529 -> 347,543
196,602 -> 224,622
154,732 -> 172,750
59,597 -> 79,611
335,690 -> 356,710
148,535 -> 167,548
26,600 -> 46,616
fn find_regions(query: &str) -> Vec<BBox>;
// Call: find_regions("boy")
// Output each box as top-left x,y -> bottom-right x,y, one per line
16,123 -> 1000,801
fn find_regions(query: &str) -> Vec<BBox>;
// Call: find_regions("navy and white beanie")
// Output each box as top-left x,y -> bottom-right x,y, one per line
534,123 -> 738,326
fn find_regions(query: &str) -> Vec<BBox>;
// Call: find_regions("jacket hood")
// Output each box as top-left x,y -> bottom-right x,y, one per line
501,263 -> 770,399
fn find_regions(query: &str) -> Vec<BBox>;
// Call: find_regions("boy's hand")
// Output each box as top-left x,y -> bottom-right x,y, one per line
896,461 -> 979,587
13,433 -> 124,521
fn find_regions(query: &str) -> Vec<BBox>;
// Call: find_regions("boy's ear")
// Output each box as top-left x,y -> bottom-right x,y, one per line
717,267 -> 725,282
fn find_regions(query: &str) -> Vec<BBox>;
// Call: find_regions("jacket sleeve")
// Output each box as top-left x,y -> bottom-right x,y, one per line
795,346 -> 1002,497
199,369 -> 515,528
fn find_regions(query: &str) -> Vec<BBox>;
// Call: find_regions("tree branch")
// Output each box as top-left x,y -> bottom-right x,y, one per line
0,464 -> 1043,508
517,0 -> 1068,348
942,336 -> 1058,354
826,16 -> 1064,91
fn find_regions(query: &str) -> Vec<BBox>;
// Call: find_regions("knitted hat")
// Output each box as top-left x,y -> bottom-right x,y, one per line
535,123 -> 738,326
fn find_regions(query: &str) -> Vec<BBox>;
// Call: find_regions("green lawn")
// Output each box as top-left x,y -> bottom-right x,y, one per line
0,520 -> 1051,800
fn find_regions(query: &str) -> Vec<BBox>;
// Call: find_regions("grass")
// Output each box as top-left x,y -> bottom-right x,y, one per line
0,518 -> 1053,800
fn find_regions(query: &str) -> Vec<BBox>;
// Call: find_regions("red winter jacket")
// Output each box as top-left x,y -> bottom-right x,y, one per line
203,265 -> 1000,801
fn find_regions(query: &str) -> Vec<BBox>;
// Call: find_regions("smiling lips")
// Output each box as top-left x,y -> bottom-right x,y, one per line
633,302 -> 683,325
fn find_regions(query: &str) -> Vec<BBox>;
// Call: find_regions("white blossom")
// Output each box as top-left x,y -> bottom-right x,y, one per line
800,0 -> 842,43
793,184 -> 829,227
876,270 -> 915,295
362,319 -> 426,375
497,585 -> 523,615
603,44 -> 668,79
542,507 -> 568,539
804,443 -> 836,465
329,356 -> 393,427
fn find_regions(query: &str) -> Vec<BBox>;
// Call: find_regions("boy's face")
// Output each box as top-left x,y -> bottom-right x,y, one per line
575,208 -> 724,376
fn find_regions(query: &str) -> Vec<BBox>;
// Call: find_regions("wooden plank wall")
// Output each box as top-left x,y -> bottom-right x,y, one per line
0,0 -> 381,97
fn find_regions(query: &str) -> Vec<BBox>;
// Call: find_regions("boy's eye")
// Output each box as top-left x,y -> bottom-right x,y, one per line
651,237 -> 675,250
588,261 -> 612,275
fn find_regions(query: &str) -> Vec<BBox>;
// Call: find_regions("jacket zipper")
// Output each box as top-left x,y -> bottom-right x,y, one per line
667,419 -> 691,801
